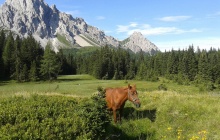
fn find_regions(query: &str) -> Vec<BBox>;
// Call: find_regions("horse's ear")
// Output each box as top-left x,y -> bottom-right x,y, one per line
128,84 -> 131,89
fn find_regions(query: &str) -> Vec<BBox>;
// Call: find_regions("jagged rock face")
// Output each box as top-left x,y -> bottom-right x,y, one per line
0,0 -> 81,50
121,32 -> 159,54
1,0 -> 51,37
0,0 -> 158,54
0,0 -> 119,50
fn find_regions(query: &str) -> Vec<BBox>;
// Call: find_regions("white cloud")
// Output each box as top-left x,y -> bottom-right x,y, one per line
207,11 -> 220,18
129,22 -> 138,27
116,23 -> 201,36
158,16 -> 191,22
65,10 -> 80,16
156,37 -> 220,52
117,22 -> 138,33
127,27 -> 180,36
96,16 -> 106,20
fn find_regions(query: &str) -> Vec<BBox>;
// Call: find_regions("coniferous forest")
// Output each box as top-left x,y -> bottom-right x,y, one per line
1,30 -> 220,88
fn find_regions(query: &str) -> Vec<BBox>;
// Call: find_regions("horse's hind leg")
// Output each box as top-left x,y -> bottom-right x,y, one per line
118,104 -> 125,123
118,109 -> 123,123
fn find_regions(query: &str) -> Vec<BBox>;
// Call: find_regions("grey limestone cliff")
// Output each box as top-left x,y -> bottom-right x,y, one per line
120,32 -> 159,54
0,0 -> 158,53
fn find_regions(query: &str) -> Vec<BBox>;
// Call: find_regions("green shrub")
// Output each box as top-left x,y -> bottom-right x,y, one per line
206,82 -> 216,91
158,84 -> 167,91
0,94 -> 110,139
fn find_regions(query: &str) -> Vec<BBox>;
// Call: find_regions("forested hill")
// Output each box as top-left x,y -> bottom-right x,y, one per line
62,45 -> 220,86
0,30 -> 220,88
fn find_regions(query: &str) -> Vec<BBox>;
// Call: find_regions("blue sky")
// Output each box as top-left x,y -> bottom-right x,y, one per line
1,0 -> 220,52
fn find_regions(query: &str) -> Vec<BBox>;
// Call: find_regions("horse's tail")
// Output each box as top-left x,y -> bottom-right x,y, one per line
97,86 -> 106,98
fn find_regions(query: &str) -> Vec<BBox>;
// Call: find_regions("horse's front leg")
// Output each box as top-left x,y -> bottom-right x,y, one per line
113,109 -> 117,123
118,109 -> 122,122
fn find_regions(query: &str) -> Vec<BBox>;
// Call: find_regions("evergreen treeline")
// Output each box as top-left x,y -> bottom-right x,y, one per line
0,31 -> 61,81
63,45 -> 220,86
1,30 -> 220,86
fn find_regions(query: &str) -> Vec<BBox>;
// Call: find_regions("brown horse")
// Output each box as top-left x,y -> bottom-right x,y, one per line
105,84 -> 141,123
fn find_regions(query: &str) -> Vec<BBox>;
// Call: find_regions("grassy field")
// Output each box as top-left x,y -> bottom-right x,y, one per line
0,74 -> 205,97
1,75 -> 220,139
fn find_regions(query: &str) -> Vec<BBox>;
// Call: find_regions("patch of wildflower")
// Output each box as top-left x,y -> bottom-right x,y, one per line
177,128 -> 183,140
198,130 -> 207,140
167,127 -> 172,131
161,135 -> 167,139
190,135 -> 199,140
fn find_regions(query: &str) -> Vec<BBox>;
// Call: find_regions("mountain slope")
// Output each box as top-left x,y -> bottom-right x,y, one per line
0,0 -> 159,53
120,32 -> 159,54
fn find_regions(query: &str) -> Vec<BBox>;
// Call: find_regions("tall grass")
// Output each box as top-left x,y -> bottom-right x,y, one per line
1,75 -> 220,139
111,91 -> 220,139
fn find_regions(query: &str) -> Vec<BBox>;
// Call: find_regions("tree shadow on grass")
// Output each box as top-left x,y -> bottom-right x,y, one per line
56,78 -> 84,82
104,108 -> 157,140
123,107 -> 157,122
0,81 -> 10,86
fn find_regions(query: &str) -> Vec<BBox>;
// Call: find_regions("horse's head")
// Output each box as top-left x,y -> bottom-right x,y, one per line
127,84 -> 141,108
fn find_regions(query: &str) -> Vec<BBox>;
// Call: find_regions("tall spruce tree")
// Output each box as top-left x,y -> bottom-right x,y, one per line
186,46 -> 197,81
29,61 -> 38,81
20,64 -> 29,82
13,35 -> 22,81
197,50 -> 209,82
40,43 -> 61,80
126,60 -> 136,80
207,49 -> 219,83
136,62 -> 147,80
2,32 -> 14,78
0,30 -> 5,79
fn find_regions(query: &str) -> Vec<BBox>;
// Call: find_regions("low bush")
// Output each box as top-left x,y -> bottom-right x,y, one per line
0,94 -> 110,139
158,84 -> 167,91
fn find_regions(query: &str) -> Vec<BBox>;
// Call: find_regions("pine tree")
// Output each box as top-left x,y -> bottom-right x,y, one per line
20,64 -> 29,82
0,30 -> 6,79
186,46 -> 197,81
136,62 -> 147,80
197,50 -> 209,82
167,50 -> 179,75
13,35 -> 22,81
126,60 -> 136,80
92,52 -> 102,79
208,49 -> 219,83
40,43 -> 61,80
153,53 -> 162,76
2,32 -> 14,78
29,61 -> 38,81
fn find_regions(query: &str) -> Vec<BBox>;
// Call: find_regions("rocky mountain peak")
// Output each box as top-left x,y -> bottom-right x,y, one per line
51,4 -> 58,12
121,31 -> 159,54
5,0 -> 47,12
129,31 -> 147,43
130,31 -> 144,38
0,0 -> 159,54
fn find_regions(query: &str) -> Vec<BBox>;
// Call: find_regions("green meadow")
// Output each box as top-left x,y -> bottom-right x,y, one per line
1,75 -> 220,139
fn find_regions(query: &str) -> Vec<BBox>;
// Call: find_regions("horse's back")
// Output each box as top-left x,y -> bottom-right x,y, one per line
105,87 -> 124,110
105,88 -> 118,99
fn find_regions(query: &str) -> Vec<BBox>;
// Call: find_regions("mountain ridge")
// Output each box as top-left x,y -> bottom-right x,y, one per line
0,0 -> 159,53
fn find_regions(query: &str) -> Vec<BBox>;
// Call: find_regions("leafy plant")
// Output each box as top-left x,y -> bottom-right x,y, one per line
158,84 -> 167,91
0,94 -> 110,139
